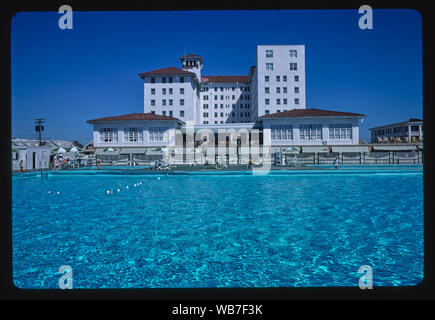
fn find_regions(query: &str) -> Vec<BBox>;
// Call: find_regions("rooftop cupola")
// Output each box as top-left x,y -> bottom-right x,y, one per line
180,54 -> 203,82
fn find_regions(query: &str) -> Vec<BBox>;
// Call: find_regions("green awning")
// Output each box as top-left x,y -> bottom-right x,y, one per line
372,145 -> 417,151
95,148 -> 120,155
12,148 -> 18,152
283,147 -> 300,154
301,146 -> 329,153
145,147 -> 165,155
120,147 -> 147,154
332,146 -> 369,153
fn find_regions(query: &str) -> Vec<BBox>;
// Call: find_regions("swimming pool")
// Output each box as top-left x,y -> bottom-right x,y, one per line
12,167 -> 423,288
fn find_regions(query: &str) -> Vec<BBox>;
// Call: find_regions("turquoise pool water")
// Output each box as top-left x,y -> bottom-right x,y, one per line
12,168 -> 424,288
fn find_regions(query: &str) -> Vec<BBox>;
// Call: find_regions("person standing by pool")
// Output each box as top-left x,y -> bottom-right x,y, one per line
54,158 -> 60,170
97,162 -> 101,170
333,157 -> 339,169
19,160 -> 24,172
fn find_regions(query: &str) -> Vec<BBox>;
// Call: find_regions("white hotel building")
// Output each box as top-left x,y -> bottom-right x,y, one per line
88,45 -> 366,164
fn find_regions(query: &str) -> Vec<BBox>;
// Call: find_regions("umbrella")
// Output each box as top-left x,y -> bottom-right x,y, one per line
70,146 -> 81,153
283,147 -> 299,153
54,147 -> 67,154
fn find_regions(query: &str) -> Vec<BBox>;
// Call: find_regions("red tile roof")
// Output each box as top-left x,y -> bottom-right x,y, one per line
138,67 -> 195,77
87,113 -> 181,123
201,75 -> 249,83
260,108 -> 366,119
180,54 -> 203,60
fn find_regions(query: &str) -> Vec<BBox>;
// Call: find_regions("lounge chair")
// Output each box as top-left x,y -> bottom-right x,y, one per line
134,159 -> 149,166
114,157 -> 129,166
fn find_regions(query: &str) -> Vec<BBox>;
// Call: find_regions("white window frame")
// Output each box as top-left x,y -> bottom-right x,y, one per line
99,128 -> 118,143
300,124 -> 322,140
124,127 -> 143,142
329,124 -> 352,140
271,125 -> 293,141
148,127 -> 167,142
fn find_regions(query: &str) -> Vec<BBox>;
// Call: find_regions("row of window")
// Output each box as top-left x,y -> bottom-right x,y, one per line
203,120 -> 252,124
270,124 -> 352,141
203,112 -> 251,118
372,125 -> 422,136
266,49 -> 298,58
150,99 -> 184,107
201,86 -> 249,92
265,98 -> 299,106
150,77 -> 185,84
155,110 -> 184,117
266,63 -> 298,71
204,95 -> 250,101
265,75 -> 299,82
265,87 -> 299,94
203,104 -> 250,109
99,127 -> 168,143
150,88 -> 184,95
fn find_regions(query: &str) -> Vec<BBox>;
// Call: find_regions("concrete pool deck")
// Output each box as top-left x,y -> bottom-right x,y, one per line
12,163 -> 423,175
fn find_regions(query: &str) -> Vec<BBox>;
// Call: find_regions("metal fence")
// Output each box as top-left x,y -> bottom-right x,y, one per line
273,151 -> 423,165
56,149 -> 424,168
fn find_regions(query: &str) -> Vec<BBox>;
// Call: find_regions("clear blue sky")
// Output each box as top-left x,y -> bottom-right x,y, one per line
11,9 -> 422,144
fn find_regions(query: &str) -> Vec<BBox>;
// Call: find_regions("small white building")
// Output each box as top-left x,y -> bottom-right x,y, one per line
11,140 -> 51,171
87,113 -> 184,164
369,118 -> 423,143
12,138 -> 80,171
260,108 -> 365,146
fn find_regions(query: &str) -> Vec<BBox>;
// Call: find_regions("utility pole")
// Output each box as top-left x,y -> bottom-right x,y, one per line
34,118 -> 45,146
